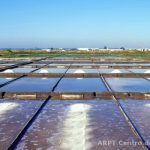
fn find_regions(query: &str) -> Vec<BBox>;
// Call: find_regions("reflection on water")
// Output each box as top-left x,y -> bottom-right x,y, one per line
106,78 -> 150,92
128,69 -> 150,74
61,103 -> 91,150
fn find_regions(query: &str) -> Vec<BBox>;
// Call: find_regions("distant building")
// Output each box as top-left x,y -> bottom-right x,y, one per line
77,48 -> 90,51
42,49 -> 51,52
136,48 -> 146,51
109,49 -> 123,51
97,48 -> 123,51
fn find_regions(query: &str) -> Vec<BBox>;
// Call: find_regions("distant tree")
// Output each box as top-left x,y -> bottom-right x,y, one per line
104,46 -> 107,49
120,47 -> 125,50
6,49 -> 13,53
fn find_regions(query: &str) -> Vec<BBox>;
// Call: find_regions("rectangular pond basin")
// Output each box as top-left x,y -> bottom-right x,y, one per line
35,68 -> 68,73
111,64 -> 138,66
0,77 -> 60,92
0,64 -> 15,66
50,57 -> 77,60
48,64 -> 71,67
138,64 -> 150,66
71,63 -> 95,66
0,78 -> 15,86
37,60 -> 52,62
95,64 -> 139,67
55,78 -> 107,92
96,63 -> 115,65
113,63 -> 150,66
0,99 -> 44,150
21,64 -> 47,68
67,69 -> 99,73
47,64 -> 71,69
71,64 -> 95,69
106,78 -> 150,93
97,64 -> 149,67
39,60 -> 74,63
54,57 -> 90,59
119,99 -> 150,149
98,69 -> 130,73
2,68 -> 37,73
15,100 -> 142,150
28,64 -> 47,66
48,60 -> 92,63
72,60 -> 92,63
127,69 -> 150,73
0,60 -> 17,63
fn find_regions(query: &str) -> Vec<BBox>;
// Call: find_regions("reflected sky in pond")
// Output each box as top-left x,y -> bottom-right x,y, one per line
106,78 -> 150,93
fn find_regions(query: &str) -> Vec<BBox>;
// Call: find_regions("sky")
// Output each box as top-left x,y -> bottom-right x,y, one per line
0,0 -> 150,48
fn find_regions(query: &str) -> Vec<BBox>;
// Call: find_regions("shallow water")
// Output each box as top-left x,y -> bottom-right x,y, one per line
0,77 -> 60,92
128,69 -> 150,73
55,78 -> 107,92
15,100 -> 142,150
0,78 -> 14,85
106,78 -> 150,92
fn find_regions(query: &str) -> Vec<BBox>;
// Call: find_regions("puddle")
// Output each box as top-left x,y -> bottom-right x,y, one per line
106,78 -> 150,92
55,78 -> 107,92
0,77 -> 60,92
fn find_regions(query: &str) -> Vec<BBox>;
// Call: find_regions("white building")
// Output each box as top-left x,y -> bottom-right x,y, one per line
77,48 -> 90,51
42,49 -> 51,52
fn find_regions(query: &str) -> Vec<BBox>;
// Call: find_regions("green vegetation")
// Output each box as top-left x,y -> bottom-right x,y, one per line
0,50 -> 150,60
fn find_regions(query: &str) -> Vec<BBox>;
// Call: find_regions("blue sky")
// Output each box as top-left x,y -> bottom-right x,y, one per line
0,0 -> 150,48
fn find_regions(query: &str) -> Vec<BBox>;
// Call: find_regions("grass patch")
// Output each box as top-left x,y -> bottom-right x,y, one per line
0,50 -> 150,60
